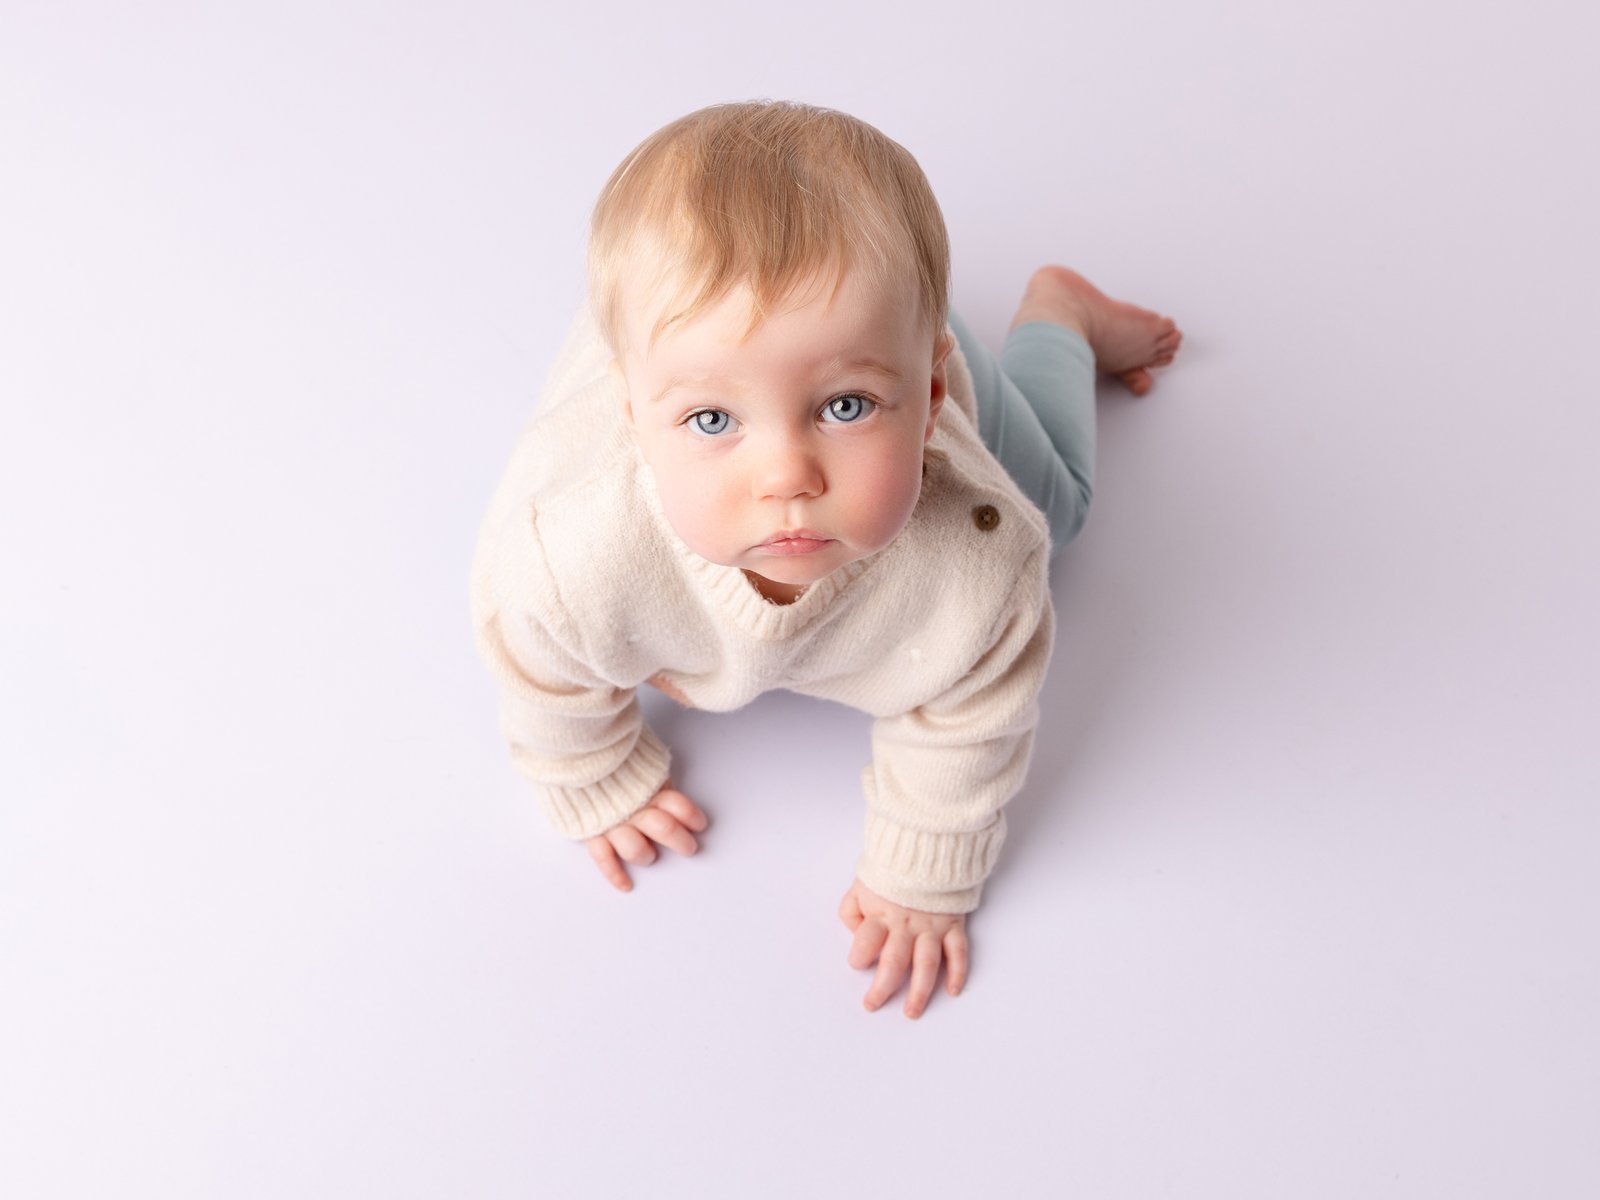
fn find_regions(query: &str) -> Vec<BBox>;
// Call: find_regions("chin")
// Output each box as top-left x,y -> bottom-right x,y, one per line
754,564 -> 828,586
749,547 -> 867,585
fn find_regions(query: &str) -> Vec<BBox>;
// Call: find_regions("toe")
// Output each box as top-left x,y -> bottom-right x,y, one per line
1120,367 -> 1153,395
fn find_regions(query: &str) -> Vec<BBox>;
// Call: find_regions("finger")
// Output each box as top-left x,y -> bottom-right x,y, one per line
838,888 -> 864,932
585,837 -> 632,892
630,806 -> 698,857
903,931 -> 944,1019
607,822 -> 657,866
847,918 -> 888,971
943,925 -> 969,996
864,929 -> 912,1012
651,788 -> 709,833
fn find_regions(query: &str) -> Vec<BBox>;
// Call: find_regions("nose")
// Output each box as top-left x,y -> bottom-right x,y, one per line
752,430 -> 825,501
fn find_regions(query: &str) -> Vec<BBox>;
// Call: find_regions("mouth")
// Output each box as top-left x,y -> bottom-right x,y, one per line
758,529 -> 833,555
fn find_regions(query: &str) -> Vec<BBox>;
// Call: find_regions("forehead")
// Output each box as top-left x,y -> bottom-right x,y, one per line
625,267 -> 928,379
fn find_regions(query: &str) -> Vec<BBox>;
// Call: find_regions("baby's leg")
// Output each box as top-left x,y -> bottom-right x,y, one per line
952,267 -> 1182,554
949,309 -> 1096,554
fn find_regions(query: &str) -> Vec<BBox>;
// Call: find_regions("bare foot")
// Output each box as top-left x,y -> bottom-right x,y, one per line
1008,265 -> 1182,396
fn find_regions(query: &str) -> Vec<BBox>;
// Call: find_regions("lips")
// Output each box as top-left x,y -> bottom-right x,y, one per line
758,528 -> 833,555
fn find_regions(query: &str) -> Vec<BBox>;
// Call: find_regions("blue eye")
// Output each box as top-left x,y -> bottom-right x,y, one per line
822,394 -> 874,423
687,409 -> 736,437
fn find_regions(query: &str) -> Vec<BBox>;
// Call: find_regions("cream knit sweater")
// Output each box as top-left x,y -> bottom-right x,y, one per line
470,307 -> 1054,913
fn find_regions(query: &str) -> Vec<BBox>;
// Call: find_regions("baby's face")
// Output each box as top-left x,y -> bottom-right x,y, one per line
614,269 -> 948,599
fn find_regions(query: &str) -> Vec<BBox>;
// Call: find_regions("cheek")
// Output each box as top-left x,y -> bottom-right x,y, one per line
649,452 -> 736,557
853,441 -> 926,547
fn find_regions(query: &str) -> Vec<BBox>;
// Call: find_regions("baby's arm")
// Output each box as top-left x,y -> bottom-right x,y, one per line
843,551 -> 1054,1014
474,547 -> 692,877
838,879 -> 968,1020
858,596 -> 1053,909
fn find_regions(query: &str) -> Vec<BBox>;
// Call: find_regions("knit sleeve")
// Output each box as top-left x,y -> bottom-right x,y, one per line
854,572 -> 1054,914
470,510 -> 671,840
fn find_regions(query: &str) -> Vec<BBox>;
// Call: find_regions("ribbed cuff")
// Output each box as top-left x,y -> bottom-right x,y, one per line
537,725 -> 673,839
855,810 -> 1008,914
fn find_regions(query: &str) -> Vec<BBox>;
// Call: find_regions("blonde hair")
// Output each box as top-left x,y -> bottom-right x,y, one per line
588,100 -> 950,356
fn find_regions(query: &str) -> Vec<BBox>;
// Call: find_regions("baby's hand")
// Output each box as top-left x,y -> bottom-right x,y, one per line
837,878 -> 969,1020
583,781 -> 708,893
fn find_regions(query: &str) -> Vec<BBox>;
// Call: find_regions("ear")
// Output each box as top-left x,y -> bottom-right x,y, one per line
925,329 -> 953,444
608,359 -> 634,428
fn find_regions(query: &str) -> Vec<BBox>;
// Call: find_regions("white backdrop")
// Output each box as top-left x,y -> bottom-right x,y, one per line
4,2 -> 1597,1197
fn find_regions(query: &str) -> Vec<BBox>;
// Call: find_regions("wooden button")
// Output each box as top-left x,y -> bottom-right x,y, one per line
973,504 -> 1000,531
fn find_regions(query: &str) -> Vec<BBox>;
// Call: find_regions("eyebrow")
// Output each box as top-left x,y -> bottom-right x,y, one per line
827,356 -> 907,384
652,375 -> 730,404
651,357 -> 906,404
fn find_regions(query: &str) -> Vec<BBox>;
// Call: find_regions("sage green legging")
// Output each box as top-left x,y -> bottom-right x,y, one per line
949,311 -> 1096,557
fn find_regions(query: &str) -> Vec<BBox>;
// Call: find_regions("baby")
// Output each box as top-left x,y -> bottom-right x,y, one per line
470,101 -> 1180,1019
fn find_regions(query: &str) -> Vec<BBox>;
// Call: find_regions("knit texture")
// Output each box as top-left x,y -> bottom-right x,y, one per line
470,306 -> 1054,913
